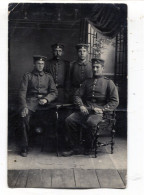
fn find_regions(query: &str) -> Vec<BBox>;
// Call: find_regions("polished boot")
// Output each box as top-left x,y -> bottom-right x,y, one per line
20,147 -> 28,157
62,148 -> 81,157
84,148 -> 91,155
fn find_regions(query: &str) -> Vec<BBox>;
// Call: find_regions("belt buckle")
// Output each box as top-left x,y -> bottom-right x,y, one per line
92,99 -> 96,103
37,94 -> 43,98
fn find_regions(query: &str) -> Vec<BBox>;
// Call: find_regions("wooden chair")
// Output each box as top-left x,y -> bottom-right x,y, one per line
91,111 -> 116,157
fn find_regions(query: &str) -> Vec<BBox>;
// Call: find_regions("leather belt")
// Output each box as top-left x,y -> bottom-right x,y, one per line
88,98 -> 106,103
91,99 -> 97,103
27,94 -> 46,98
56,84 -> 64,88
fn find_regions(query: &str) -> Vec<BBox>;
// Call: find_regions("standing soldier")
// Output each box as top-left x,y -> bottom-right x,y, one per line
18,55 -> 58,157
62,58 -> 119,156
70,43 -> 92,100
46,43 -> 70,103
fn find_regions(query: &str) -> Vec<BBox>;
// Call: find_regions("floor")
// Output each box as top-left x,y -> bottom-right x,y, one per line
8,136 -> 127,189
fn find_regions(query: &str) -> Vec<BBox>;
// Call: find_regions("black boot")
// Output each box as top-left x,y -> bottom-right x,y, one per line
84,148 -> 91,155
61,150 -> 75,157
20,147 -> 28,157
62,147 -> 81,157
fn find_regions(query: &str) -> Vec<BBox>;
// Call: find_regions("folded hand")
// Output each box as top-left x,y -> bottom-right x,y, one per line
39,98 -> 48,105
93,107 -> 103,114
80,106 -> 89,115
21,107 -> 29,117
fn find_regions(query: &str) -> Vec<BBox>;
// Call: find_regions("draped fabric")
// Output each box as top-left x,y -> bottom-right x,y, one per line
89,4 -> 127,38
9,3 -> 127,38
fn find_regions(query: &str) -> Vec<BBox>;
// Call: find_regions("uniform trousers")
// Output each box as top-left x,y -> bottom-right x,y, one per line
19,110 -> 32,148
65,112 -> 103,150
19,110 -> 55,148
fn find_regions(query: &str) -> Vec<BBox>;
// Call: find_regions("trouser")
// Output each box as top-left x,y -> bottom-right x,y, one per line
65,112 -> 103,149
19,110 -> 32,148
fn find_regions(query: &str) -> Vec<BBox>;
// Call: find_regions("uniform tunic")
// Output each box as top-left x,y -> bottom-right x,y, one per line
70,60 -> 92,88
74,76 -> 119,111
65,75 -> 119,149
19,70 -> 58,112
46,58 -> 70,103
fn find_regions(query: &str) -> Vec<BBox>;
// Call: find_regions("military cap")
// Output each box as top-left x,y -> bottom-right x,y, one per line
75,43 -> 89,50
91,58 -> 105,66
33,55 -> 47,62
51,43 -> 64,50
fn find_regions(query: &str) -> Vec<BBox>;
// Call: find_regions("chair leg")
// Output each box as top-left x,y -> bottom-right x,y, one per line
95,127 -> 99,158
55,110 -> 59,157
41,131 -> 45,152
41,136 -> 44,152
56,135 -> 59,157
111,129 -> 115,154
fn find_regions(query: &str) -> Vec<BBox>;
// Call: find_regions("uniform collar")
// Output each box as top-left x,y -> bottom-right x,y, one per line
93,75 -> 103,79
77,59 -> 87,66
32,70 -> 44,76
52,57 -> 62,63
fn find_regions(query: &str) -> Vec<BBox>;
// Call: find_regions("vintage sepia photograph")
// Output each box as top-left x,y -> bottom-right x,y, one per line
8,3 -> 127,189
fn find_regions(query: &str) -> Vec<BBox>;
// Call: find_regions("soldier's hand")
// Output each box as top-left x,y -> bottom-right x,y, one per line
39,98 -> 48,105
93,107 -> 103,114
21,107 -> 28,117
80,106 -> 89,115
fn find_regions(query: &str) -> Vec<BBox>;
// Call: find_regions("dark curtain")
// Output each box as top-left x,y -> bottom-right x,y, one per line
89,4 -> 127,38
8,3 -> 127,39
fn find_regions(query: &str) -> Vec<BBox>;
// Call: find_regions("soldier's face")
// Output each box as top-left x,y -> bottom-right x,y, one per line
78,48 -> 88,60
92,63 -> 104,76
34,60 -> 45,72
53,48 -> 63,59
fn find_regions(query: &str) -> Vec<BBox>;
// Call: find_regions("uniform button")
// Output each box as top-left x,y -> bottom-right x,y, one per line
92,94 -> 94,97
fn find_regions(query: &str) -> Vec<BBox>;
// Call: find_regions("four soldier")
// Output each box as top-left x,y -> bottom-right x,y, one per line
18,43 -> 119,157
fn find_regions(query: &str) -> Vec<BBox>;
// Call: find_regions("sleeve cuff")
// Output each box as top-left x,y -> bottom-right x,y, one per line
44,96 -> 50,103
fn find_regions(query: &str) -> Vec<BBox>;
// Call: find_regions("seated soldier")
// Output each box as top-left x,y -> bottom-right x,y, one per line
18,55 -> 58,157
62,58 -> 119,156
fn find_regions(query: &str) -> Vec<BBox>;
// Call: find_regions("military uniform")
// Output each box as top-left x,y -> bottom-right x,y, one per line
65,75 -> 119,150
46,58 -> 70,103
19,70 -> 58,111
69,43 -> 92,100
18,65 -> 58,151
